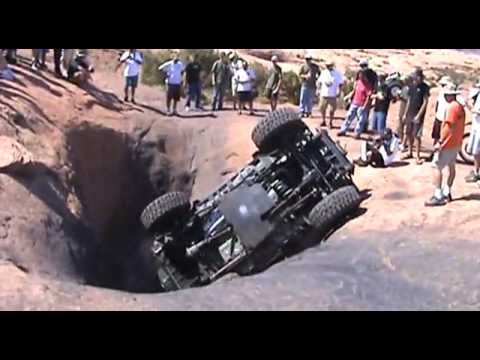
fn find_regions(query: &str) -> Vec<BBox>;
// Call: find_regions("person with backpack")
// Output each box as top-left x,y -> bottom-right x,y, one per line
117,49 -> 144,104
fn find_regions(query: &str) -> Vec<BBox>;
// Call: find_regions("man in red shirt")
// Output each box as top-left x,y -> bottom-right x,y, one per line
425,84 -> 465,207
338,70 -> 373,139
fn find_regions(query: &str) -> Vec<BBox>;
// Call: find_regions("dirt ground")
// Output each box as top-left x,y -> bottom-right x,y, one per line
0,49 -> 479,310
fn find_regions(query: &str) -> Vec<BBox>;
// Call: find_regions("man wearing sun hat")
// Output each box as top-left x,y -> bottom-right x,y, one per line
298,51 -> 320,118
317,60 -> 344,128
431,76 -> 453,147
426,83 -> 465,206
465,80 -> 480,184
265,55 -> 283,111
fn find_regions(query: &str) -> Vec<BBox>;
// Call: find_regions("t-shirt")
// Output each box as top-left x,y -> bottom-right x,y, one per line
352,79 -> 373,107
185,61 -> 201,84
266,64 -> 282,91
158,60 -> 185,85
318,69 -> 344,98
299,63 -> 320,89
406,82 -> 430,119
379,134 -> 400,166
435,89 -> 448,121
211,60 -> 229,85
120,51 -> 143,77
235,69 -> 252,92
440,101 -> 466,150
373,83 -> 392,113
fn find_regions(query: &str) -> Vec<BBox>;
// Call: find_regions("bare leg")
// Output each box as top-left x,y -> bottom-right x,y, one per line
415,137 -> 422,163
475,155 -> 480,174
124,86 -> 129,101
447,163 -> 456,188
131,87 -> 136,102
329,108 -> 335,128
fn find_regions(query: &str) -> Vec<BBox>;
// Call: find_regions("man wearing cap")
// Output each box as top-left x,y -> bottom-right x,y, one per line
317,60 -> 344,128
211,52 -> 230,112
117,49 -> 144,104
370,73 -> 392,135
426,84 -> 465,206
338,69 -> 373,138
465,81 -> 480,184
298,53 -> 320,118
229,52 -> 244,111
158,50 -> 186,116
265,56 -> 283,111
403,71 -> 430,165
431,76 -> 452,147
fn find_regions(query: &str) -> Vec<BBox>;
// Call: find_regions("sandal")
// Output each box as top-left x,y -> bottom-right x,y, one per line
416,158 -> 424,165
402,154 -> 413,160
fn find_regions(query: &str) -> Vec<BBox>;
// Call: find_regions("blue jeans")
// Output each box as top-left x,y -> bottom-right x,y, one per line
212,83 -> 226,110
186,82 -> 202,108
299,85 -> 315,114
371,111 -> 387,135
341,104 -> 367,135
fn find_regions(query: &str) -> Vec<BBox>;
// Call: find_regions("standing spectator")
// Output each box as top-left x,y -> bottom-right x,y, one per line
234,61 -> 254,115
4,49 -> 17,65
317,60 -> 344,128
158,50 -> 185,116
425,84 -> 465,206
298,53 -> 320,118
398,74 -> 413,147
338,69 -> 373,139
465,81 -> 480,184
265,55 -> 283,111
370,73 -> 392,135
211,52 -> 230,112
117,49 -> 144,104
402,71 -> 430,165
0,52 -> 15,80
61,49 -> 75,76
431,76 -> 452,146
229,52 -> 244,111
53,49 -> 63,77
31,49 -> 47,71
359,59 -> 377,131
184,53 -> 203,111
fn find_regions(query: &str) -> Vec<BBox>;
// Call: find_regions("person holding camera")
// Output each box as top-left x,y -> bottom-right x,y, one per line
158,50 -> 185,116
117,49 -> 144,104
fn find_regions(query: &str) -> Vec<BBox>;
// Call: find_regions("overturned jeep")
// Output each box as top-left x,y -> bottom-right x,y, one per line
141,108 -> 362,292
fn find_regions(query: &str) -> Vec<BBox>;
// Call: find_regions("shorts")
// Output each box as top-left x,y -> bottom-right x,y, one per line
125,75 -> 139,88
431,118 -> 442,140
406,115 -> 424,139
433,147 -> 460,170
167,84 -> 181,102
467,127 -> 480,155
319,96 -> 337,113
238,91 -> 251,102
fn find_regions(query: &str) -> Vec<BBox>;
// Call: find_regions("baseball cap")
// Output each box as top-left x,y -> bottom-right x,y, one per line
438,76 -> 452,86
443,83 -> 461,95
271,55 -> 279,62
359,59 -> 369,67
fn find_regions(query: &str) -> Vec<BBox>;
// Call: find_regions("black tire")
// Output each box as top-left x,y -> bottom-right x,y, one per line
252,108 -> 308,153
308,186 -> 361,233
387,81 -> 402,98
459,131 -> 474,165
140,192 -> 191,233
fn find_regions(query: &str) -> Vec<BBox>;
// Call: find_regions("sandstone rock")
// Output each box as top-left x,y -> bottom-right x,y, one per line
0,137 -> 34,172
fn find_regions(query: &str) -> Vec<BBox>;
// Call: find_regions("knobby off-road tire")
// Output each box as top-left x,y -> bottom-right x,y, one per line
140,192 -> 191,233
308,186 -> 361,233
459,130 -> 475,165
252,108 -> 308,153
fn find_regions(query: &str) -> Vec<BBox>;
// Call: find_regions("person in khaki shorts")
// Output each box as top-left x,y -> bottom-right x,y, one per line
317,60 -> 344,128
425,84 -> 465,207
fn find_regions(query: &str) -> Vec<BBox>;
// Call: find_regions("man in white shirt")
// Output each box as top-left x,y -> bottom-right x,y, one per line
317,61 -> 344,128
158,50 -> 185,116
465,81 -> 480,184
117,49 -> 144,104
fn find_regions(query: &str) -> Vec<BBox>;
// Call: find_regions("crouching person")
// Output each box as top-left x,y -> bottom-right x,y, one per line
67,50 -> 94,85
354,128 -> 400,168
425,84 -> 465,206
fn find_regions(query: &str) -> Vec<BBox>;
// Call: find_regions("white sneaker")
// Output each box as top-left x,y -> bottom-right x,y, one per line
185,106 -> 190,112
